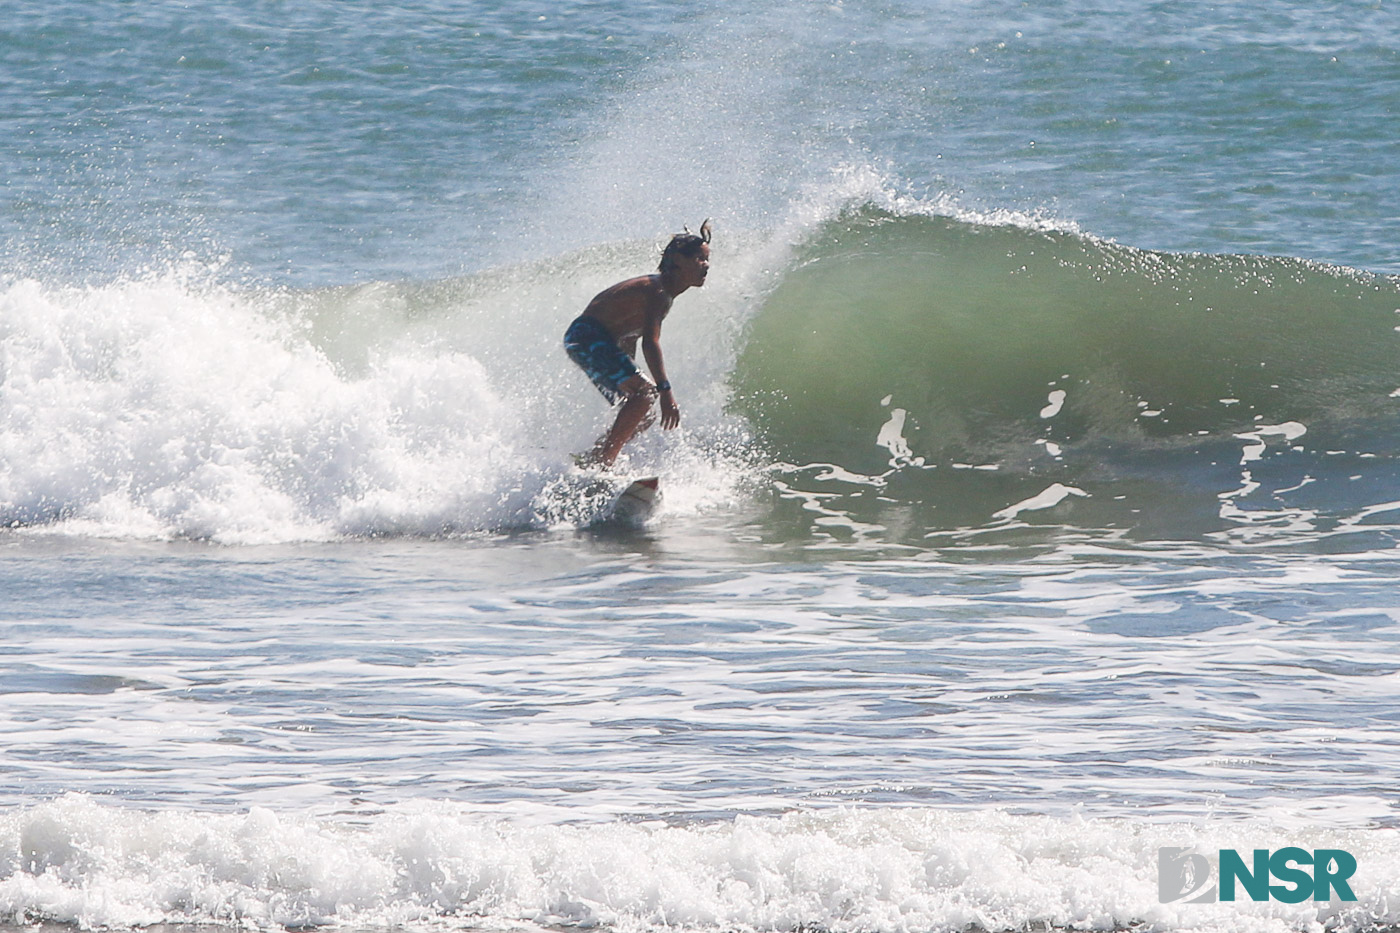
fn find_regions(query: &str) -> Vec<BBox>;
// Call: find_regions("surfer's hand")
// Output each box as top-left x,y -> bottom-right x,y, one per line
659,390 -> 680,430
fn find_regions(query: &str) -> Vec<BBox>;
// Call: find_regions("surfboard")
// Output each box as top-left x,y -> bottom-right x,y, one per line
532,470 -> 659,527
608,476 -> 659,524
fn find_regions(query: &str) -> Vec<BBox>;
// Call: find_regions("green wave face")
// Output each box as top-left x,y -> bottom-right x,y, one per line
731,210 -> 1400,540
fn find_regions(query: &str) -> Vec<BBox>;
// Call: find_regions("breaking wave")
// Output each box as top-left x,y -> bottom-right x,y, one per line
3,194 -> 1400,545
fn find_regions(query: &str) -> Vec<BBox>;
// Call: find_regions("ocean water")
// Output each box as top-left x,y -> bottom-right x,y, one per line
3,2 -> 1400,932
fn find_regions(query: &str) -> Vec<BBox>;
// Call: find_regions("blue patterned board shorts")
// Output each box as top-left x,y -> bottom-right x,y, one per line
564,315 -> 640,404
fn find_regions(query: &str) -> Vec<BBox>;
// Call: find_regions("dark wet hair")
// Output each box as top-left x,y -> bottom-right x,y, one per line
659,219 -> 712,272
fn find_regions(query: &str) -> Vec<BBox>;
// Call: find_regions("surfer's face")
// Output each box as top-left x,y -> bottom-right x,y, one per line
677,243 -> 710,288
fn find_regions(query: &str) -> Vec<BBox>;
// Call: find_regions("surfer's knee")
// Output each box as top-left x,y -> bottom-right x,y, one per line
619,377 -> 655,406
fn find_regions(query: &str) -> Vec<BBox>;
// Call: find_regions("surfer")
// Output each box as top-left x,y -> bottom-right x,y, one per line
564,220 -> 711,468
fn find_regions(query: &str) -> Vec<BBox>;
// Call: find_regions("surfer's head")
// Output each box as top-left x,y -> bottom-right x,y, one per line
659,219 -> 712,285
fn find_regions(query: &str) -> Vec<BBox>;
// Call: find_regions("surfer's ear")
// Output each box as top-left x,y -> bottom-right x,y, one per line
699,219 -> 712,244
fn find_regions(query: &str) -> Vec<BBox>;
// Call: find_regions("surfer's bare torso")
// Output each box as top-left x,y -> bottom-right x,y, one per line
579,273 -> 675,356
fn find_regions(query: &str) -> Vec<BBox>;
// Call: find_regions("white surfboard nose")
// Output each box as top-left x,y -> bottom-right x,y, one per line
612,476 -> 660,521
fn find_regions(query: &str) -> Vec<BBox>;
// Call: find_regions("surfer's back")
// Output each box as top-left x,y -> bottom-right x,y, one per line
580,274 -> 673,341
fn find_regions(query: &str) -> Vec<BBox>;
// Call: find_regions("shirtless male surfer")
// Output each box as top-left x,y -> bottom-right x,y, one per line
563,221 -> 711,468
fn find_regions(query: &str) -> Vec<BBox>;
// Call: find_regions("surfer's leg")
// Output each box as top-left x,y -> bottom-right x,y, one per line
587,377 -> 654,468
565,319 -> 653,467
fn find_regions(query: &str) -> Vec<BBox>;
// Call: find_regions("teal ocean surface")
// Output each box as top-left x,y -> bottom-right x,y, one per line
3,3 -> 1400,932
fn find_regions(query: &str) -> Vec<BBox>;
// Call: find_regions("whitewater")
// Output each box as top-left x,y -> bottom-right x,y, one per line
4,2 -> 1400,933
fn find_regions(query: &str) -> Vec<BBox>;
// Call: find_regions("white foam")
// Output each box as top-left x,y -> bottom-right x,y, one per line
0,265 -> 749,543
2,795 -> 1396,933
994,483 -> 1090,520
1234,422 -> 1308,464
875,407 -> 918,465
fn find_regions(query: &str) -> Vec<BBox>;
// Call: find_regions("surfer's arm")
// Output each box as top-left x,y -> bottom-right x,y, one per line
640,317 -> 679,430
